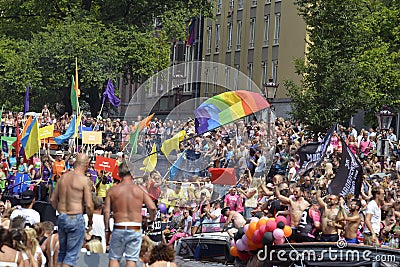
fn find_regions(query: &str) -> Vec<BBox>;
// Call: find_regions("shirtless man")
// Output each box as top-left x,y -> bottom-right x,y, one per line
276,186 -> 309,228
50,154 -> 93,267
221,207 -> 247,238
339,199 -> 361,244
317,190 -> 340,242
104,160 -> 156,267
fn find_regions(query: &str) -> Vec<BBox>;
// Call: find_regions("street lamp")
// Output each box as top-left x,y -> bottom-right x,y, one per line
375,106 -> 395,168
263,78 -> 279,147
263,78 -> 279,101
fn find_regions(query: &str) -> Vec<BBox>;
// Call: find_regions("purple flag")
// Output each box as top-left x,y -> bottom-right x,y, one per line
24,83 -> 30,114
1,140 -> 8,154
102,79 -> 120,107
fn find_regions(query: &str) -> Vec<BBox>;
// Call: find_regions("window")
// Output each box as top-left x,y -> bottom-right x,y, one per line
249,18 -> 256,48
236,20 -> 242,50
248,63 -> 253,91
273,13 -> 281,45
215,24 -> 220,53
263,15 -> 270,46
266,0 -> 271,3
213,67 -> 218,95
252,0 -> 257,6
234,65 -> 240,91
261,61 -> 267,85
272,60 -> 278,83
229,0 -> 234,9
238,0 -> 243,9
216,0 -> 222,14
206,26 -> 212,54
225,67 -> 230,90
205,69 -> 209,97
227,23 -> 233,51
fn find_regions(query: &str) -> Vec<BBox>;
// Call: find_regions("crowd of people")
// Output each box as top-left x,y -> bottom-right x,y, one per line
1,104 -> 400,266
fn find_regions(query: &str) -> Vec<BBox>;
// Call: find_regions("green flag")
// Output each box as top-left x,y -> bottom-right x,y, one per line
70,75 -> 78,112
129,125 -> 141,155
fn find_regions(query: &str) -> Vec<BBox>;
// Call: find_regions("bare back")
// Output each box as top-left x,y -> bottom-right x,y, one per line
51,171 -> 91,214
108,181 -> 156,223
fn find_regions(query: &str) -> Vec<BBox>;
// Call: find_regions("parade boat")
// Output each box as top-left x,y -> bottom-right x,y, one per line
257,242 -> 400,267
175,223 -> 235,264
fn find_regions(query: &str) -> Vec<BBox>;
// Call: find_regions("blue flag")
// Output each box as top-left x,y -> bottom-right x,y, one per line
169,151 -> 185,180
54,116 -> 76,144
102,79 -> 120,107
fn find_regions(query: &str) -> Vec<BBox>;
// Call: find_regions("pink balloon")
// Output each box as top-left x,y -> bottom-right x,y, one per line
259,224 -> 267,234
236,239 -> 246,251
265,220 -> 277,232
243,224 -> 249,233
276,216 -> 287,225
252,229 -> 263,244
274,237 -> 285,245
250,217 -> 259,223
242,235 -> 249,246
273,228 -> 284,240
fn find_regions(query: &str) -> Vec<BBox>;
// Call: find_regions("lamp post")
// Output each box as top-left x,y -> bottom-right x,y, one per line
375,106 -> 395,170
263,78 -> 279,146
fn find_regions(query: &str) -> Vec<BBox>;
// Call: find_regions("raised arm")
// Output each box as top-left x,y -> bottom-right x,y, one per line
275,186 -> 291,204
316,190 -> 326,209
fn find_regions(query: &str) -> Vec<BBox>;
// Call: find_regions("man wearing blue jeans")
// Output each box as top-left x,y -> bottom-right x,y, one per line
104,159 -> 156,267
51,154 -> 94,267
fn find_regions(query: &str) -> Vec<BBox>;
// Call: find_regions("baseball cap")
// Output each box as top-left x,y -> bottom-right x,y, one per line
20,190 -> 35,205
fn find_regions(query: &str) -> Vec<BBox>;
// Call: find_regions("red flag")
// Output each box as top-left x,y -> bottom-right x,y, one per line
209,168 -> 237,185
112,163 -> 121,180
12,118 -> 21,157
94,156 -> 117,173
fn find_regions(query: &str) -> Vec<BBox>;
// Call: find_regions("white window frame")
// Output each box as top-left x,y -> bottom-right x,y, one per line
236,20 -> 242,50
213,67 -> 218,95
234,65 -> 240,91
229,0 -> 234,9
215,24 -> 220,53
266,0 -> 271,4
205,69 -> 209,97
225,67 -> 230,90
248,63 -> 253,91
238,0 -> 243,9
227,23 -> 233,51
272,60 -> 278,83
249,18 -> 256,48
263,15 -> 270,46
274,13 -> 281,45
261,61 -> 267,85
206,26 -> 212,54
216,0 -> 222,14
252,0 -> 257,6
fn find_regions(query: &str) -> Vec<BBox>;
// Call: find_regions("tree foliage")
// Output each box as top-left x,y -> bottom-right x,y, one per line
0,0 -> 209,115
287,0 -> 400,135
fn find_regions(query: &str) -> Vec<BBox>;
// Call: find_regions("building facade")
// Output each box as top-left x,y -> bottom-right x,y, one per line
201,0 -> 306,118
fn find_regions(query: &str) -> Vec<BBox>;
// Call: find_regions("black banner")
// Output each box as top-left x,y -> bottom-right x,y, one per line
328,137 -> 363,197
297,124 -> 337,175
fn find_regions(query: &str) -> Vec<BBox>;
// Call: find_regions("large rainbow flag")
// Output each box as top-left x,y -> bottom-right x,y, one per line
194,90 -> 270,135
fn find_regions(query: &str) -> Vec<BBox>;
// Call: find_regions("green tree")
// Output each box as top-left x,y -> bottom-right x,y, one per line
287,0 -> 400,135
0,0 -> 210,115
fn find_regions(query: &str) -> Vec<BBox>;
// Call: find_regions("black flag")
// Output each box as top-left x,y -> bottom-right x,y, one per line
328,137 -> 363,197
297,124 -> 337,175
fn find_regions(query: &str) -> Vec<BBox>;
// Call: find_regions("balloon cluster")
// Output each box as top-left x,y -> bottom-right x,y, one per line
229,216 -> 292,259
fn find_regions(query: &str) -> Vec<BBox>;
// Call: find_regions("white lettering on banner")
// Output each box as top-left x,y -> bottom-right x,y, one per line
99,162 -> 110,168
340,147 -> 360,196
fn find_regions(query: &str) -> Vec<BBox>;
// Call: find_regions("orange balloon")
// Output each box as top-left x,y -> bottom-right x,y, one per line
230,246 -> 239,257
249,222 -> 257,233
256,217 -> 268,228
247,238 -> 255,247
283,225 -> 292,237
248,243 -> 258,250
